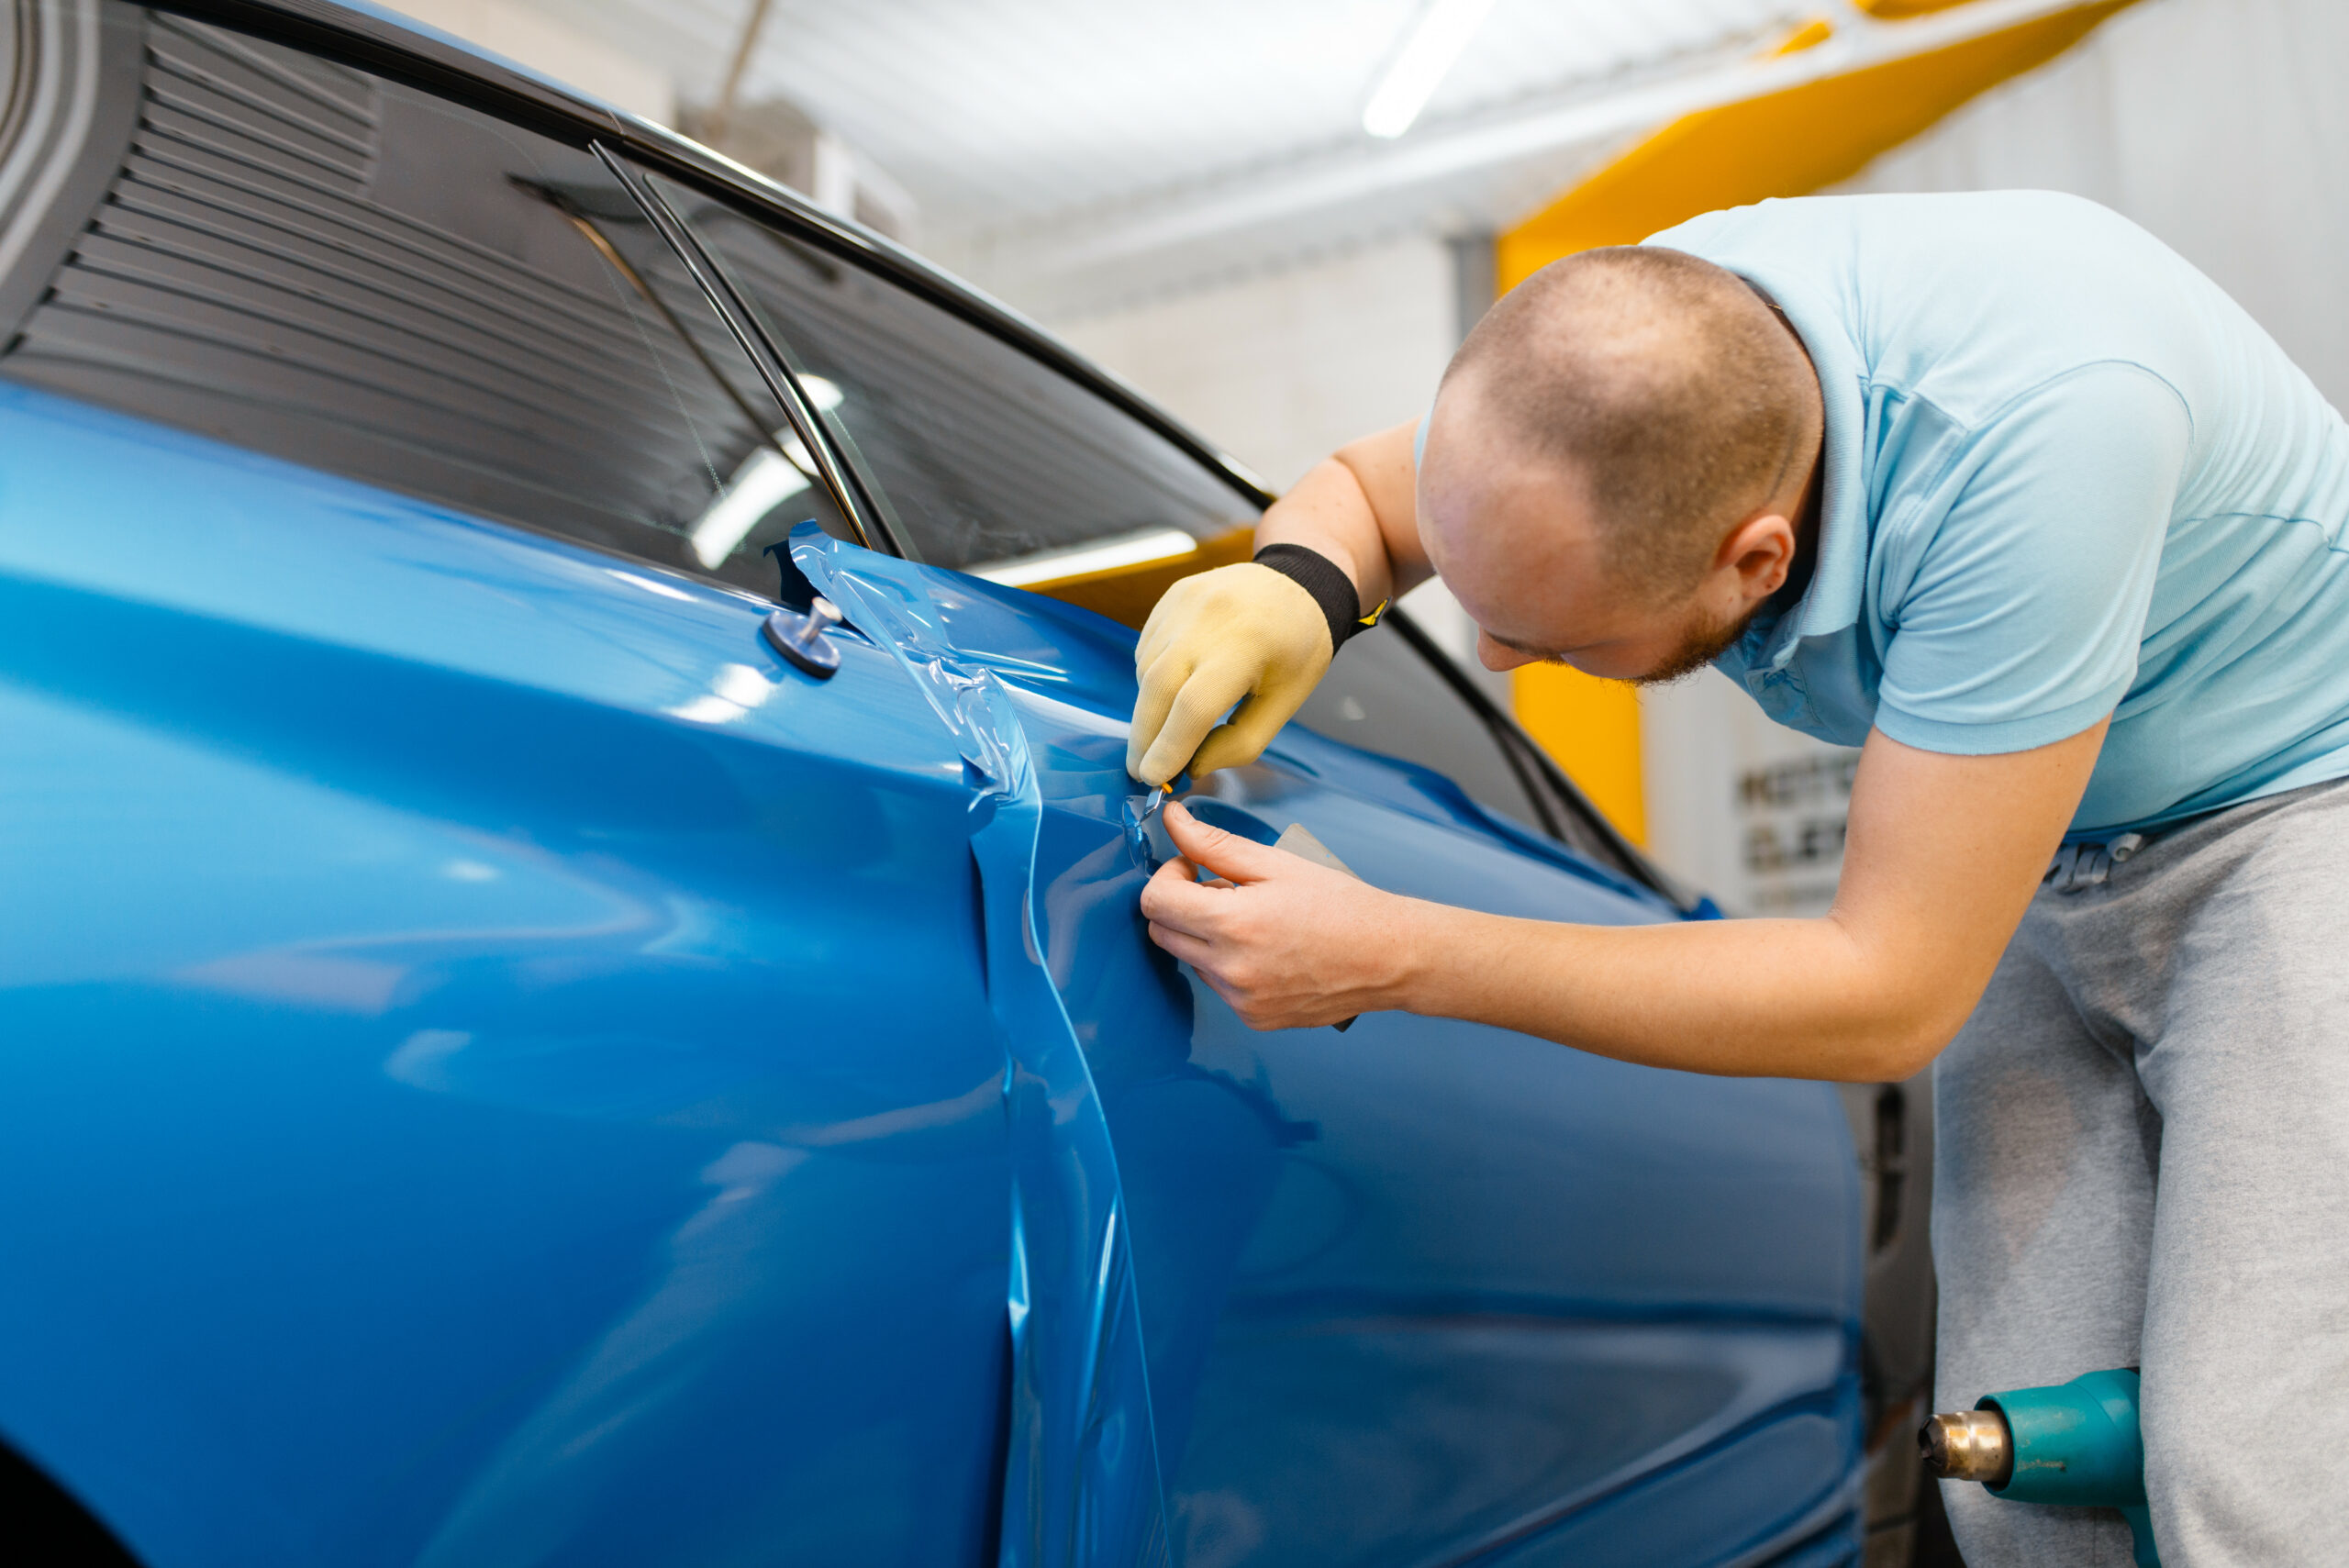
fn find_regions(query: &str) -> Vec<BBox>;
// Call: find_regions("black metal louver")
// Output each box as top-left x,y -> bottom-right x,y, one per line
2,9 -> 768,561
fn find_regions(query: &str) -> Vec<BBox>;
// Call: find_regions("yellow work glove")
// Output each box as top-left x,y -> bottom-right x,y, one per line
1128,562 -> 1333,786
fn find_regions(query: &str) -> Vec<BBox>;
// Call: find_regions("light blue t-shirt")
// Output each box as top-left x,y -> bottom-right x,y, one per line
1632,192 -> 2349,835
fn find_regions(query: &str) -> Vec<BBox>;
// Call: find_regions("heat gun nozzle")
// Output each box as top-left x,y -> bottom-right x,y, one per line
1920,1408 -> 2014,1486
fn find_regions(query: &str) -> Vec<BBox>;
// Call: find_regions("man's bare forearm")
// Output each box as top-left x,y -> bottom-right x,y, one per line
1142,725 -> 2103,1077
1254,459 -> 1397,605
1384,725 -> 2110,1080
1253,421 -> 1431,609
1392,903 -> 1959,1082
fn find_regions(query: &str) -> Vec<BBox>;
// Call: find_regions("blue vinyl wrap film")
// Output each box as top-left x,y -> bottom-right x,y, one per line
0,386 -> 1863,1568
793,528 -> 1168,1567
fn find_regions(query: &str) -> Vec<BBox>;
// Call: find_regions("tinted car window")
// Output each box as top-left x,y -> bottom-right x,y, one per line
644,172 -> 1258,574
629,167 -> 1640,877
1293,624 -> 1550,833
635,170 -> 1640,862
0,6 -> 844,595
1293,621 -> 1647,879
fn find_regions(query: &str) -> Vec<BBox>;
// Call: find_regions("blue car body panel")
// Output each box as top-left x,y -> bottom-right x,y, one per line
896,572 -> 1863,1567
0,388 -> 1013,1565
0,366 -> 1861,1568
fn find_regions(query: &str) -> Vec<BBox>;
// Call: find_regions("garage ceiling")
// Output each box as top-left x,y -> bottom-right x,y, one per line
490,0 -> 1800,302
479,0 -> 2081,315
582,1 -> 1801,224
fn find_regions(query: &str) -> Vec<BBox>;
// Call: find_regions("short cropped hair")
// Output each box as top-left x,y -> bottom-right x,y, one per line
1445,246 -> 1812,597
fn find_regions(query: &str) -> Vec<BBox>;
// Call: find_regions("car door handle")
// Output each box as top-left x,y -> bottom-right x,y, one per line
762,595 -> 843,678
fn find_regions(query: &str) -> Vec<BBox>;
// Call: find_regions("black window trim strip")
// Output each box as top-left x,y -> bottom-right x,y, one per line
614,153 -> 923,564
594,140 -> 901,557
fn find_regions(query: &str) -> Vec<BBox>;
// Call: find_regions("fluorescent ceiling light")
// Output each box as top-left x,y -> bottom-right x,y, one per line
690,443 -> 813,567
968,527 -> 1199,587
1363,0 -> 1497,139
798,373 -> 845,410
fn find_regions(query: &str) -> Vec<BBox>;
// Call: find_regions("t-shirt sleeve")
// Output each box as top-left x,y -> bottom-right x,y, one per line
1872,363 -> 2191,756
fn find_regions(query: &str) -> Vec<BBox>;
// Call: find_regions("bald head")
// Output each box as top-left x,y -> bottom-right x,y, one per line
1441,245 -> 1818,601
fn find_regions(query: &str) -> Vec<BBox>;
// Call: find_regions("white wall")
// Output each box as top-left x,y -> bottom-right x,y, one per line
1642,672 -> 1857,916
1837,0 -> 2349,408
1054,234 -> 1494,670
389,0 -> 674,125
1054,235 -> 1454,492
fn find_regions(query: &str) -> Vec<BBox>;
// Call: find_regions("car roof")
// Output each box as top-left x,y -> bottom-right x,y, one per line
156,0 -> 1275,513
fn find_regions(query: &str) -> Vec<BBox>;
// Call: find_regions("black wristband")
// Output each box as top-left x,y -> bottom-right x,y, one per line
1254,543 -> 1386,654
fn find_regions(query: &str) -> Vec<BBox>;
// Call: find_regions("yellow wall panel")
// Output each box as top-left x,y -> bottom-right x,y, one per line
1514,664 -> 1645,844
1858,0 -> 1988,17
1025,526 -> 1253,629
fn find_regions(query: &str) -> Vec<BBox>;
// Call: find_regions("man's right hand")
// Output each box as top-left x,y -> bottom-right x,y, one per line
1127,562 -> 1332,785
1125,418 -> 1431,785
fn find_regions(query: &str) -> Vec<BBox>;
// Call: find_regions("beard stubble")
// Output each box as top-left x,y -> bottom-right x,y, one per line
1629,596 -> 1765,687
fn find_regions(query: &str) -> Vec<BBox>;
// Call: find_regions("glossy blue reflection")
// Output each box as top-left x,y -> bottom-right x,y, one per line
0,384 -> 1863,1568
0,390 -> 1008,1568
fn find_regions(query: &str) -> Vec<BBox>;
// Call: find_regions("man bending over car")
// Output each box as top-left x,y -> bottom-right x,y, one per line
1126,191 -> 2349,1568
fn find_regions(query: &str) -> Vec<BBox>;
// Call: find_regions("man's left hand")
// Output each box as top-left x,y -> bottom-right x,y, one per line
1141,801 -> 1419,1029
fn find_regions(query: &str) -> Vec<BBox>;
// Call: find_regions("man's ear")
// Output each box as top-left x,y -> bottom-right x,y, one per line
1715,510 -> 1798,605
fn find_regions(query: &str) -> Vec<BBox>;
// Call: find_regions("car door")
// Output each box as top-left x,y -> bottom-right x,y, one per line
0,12 -> 1021,1564
651,176 -> 1866,1568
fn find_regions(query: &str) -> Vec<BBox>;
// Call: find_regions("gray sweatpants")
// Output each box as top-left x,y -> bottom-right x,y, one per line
1933,778 -> 2349,1566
